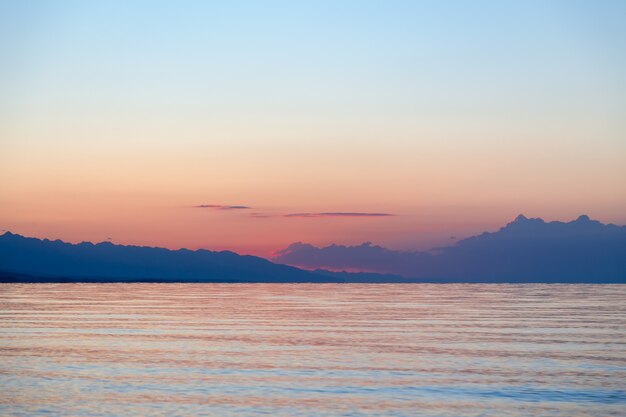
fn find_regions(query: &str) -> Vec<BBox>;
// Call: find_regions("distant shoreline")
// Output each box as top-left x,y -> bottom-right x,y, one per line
3,219 -> 625,284
1,272 -> 624,285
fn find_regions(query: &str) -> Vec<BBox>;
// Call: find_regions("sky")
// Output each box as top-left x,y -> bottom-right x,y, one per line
1,0 -> 625,256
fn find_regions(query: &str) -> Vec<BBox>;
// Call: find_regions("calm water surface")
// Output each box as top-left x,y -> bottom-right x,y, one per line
0,284 -> 625,416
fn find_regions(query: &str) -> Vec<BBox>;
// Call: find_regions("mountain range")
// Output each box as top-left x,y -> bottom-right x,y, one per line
0,232 -> 332,282
274,215 -> 626,283
1,215 -> 625,283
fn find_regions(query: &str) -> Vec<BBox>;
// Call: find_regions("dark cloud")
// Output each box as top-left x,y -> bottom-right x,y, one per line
192,207 -> 395,218
284,212 -> 394,218
195,205 -> 251,210
250,213 -> 272,218
247,211 -> 395,219
273,215 -> 626,281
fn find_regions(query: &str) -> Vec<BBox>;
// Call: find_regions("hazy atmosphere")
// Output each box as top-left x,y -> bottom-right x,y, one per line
2,1 -> 625,256
2,2 -> 626,417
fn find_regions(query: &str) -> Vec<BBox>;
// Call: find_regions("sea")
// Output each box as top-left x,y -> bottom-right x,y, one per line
0,283 -> 624,416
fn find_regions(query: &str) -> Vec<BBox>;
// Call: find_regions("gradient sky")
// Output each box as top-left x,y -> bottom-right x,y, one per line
1,0 -> 625,256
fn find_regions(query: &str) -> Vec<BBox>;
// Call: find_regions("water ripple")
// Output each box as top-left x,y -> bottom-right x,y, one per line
1,283 -> 625,416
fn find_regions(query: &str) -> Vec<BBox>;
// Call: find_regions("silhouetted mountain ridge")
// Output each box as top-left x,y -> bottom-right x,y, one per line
462,214 -> 624,241
2,215 -> 625,283
274,215 -> 626,283
0,232 -> 339,282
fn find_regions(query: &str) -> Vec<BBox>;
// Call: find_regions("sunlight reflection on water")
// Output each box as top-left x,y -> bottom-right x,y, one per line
0,283 -> 625,416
